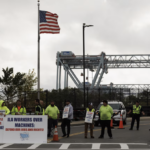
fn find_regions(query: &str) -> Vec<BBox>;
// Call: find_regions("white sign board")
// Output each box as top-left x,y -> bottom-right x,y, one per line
2,115 -> 47,143
62,107 -> 69,119
0,110 -> 5,115
85,111 -> 94,123
0,115 -> 4,143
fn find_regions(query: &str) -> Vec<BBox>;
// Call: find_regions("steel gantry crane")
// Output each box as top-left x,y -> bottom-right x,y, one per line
56,51 -> 150,90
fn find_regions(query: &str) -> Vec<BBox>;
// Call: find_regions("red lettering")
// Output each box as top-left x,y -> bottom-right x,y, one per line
28,128 -> 33,131
34,128 -> 44,131
21,128 -> 27,131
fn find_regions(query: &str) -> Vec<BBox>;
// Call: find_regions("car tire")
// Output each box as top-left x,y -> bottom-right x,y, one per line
117,122 -> 119,126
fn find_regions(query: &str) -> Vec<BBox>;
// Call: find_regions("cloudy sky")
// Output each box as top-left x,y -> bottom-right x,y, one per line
0,0 -> 150,90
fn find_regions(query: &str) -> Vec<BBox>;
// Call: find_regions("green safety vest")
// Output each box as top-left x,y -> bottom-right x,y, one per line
86,108 -> 95,112
11,106 -> 26,115
133,105 -> 141,114
35,105 -> 42,115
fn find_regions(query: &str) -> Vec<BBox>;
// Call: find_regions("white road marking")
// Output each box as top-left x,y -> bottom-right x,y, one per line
27,143 -> 42,149
0,143 -> 13,149
120,144 -> 129,149
92,143 -> 101,149
59,144 -> 70,149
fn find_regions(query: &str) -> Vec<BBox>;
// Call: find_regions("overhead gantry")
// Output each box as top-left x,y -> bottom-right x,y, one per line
56,51 -> 150,90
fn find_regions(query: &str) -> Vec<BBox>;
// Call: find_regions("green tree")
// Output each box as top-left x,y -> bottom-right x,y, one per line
0,67 -> 26,101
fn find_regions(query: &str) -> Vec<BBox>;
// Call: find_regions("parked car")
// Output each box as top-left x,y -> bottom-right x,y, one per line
94,101 -> 127,126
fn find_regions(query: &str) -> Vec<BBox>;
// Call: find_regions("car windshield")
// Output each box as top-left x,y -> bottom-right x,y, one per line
97,103 -> 122,110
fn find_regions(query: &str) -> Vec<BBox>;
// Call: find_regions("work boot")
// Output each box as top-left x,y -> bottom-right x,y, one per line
98,136 -> 104,139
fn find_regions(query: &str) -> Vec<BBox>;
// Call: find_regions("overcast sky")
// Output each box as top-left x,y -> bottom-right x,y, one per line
0,0 -> 150,90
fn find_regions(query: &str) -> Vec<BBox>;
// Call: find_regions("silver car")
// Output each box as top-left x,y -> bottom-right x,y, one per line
94,101 -> 127,126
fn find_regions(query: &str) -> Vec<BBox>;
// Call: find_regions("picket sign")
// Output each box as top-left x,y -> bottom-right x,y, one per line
62,107 -> 70,119
0,115 -> 47,143
85,111 -> 94,123
0,112 -> 4,143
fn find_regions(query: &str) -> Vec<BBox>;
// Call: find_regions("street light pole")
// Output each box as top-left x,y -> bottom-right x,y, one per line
82,23 -> 93,108
83,23 -> 85,108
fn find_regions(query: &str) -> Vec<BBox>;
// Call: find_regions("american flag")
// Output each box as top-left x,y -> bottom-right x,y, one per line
39,10 -> 60,34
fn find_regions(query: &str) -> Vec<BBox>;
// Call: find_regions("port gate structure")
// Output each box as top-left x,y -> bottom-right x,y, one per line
56,51 -> 150,90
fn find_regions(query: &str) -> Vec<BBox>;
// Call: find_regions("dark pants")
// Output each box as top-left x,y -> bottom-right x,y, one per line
130,114 -> 140,129
48,118 -> 58,135
100,120 -> 112,137
85,123 -> 93,137
61,119 -> 71,136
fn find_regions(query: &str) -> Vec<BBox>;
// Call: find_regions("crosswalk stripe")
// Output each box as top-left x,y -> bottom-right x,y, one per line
27,143 -> 42,149
92,144 -> 101,149
0,143 -> 13,149
59,144 -> 70,149
120,144 -> 129,149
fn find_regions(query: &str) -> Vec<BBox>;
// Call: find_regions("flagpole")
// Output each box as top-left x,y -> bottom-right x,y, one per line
37,0 -> 40,99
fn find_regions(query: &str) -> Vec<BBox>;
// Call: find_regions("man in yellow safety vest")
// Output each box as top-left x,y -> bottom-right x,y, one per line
11,100 -> 26,115
84,103 -> 95,138
0,100 -> 10,116
128,101 -> 145,130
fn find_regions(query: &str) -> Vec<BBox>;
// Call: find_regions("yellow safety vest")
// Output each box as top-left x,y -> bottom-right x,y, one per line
86,108 -> 95,112
133,105 -> 141,114
11,106 -> 26,115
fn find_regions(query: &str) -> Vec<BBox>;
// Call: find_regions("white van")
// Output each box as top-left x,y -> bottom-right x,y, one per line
94,101 -> 127,126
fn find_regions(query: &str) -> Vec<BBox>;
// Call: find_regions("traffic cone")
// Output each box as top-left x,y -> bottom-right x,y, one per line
110,118 -> 114,129
118,114 -> 125,129
52,126 -> 59,142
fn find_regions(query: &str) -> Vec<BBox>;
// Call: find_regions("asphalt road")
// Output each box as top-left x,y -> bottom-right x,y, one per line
0,119 -> 150,150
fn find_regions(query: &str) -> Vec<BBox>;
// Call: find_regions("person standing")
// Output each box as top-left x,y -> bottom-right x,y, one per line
85,103 -> 95,138
0,100 -> 10,116
61,100 -> 73,138
40,100 -> 45,115
99,100 -> 113,139
11,100 -> 26,115
45,100 -> 60,137
35,99 -> 42,115
128,101 -> 145,130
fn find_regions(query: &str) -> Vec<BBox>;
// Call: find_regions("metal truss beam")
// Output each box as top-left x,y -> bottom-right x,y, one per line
101,84 -> 150,90
56,51 -> 150,89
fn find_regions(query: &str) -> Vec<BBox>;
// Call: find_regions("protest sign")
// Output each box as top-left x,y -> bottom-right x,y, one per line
3,115 -> 47,143
62,107 -> 69,118
85,111 -> 94,123
0,115 -> 4,143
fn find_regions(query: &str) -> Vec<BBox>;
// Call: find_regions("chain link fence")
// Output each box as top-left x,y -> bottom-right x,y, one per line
0,88 -> 150,116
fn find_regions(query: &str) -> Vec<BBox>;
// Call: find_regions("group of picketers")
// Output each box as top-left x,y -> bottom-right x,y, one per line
84,100 -> 145,139
0,99 -> 146,139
